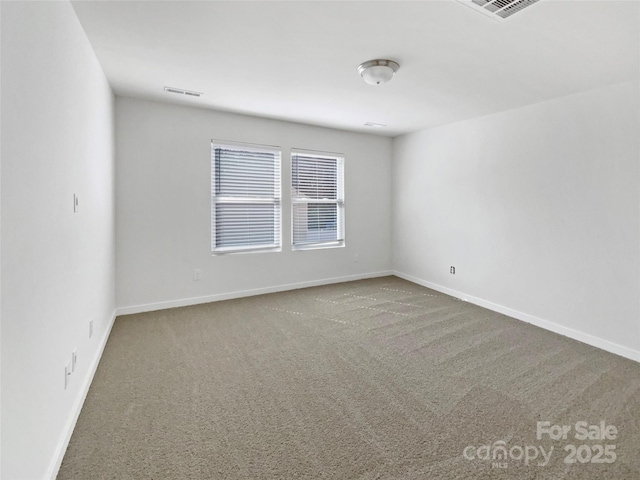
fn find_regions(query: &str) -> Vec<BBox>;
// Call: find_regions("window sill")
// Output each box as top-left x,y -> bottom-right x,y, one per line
212,246 -> 282,255
292,241 -> 345,252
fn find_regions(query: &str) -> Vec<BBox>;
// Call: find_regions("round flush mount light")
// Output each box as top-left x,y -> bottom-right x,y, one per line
357,59 -> 400,85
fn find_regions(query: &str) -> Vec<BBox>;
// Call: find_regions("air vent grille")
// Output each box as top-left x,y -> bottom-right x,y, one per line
164,86 -> 203,97
459,0 -> 540,20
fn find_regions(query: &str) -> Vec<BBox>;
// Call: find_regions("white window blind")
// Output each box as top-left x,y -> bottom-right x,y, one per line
291,151 -> 345,249
211,143 -> 281,253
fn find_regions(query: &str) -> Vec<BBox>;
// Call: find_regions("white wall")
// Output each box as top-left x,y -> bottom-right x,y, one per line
1,2 -> 116,479
115,97 -> 392,311
392,81 -> 640,360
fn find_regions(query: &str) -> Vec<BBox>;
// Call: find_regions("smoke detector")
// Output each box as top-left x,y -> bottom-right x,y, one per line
457,0 -> 541,21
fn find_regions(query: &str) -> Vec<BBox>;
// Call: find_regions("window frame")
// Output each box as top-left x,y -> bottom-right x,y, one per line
290,149 -> 345,251
211,141 -> 282,254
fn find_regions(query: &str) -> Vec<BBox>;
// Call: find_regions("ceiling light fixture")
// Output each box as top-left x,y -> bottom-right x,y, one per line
364,122 -> 387,128
357,59 -> 400,85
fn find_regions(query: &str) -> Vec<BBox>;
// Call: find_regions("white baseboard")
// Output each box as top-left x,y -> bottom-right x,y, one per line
46,309 -> 117,480
393,270 -> 640,364
116,270 -> 394,316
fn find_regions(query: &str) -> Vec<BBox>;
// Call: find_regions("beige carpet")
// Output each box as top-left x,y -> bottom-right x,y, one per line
58,276 -> 640,479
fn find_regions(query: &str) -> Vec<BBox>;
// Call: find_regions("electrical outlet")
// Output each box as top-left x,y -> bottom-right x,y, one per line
354,254 -> 359,263
64,362 -> 71,389
193,269 -> 202,281
450,266 -> 456,274
72,350 -> 77,372
89,319 -> 93,339
73,193 -> 79,213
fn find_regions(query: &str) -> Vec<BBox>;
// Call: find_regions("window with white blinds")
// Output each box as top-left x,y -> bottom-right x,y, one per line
291,151 -> 345,249
211,143 -> 281,253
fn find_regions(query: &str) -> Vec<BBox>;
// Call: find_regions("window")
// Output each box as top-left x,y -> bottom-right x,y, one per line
211,142 -> 281,253
291,150 -> 345,249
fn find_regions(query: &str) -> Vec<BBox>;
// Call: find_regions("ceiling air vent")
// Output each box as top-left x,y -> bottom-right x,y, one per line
457,0 -> 540,21
164,86 -> 203,97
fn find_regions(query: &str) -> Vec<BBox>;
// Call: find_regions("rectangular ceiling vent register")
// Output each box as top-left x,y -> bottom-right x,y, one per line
164,86 -> 203,97
457,0 -> 540,21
